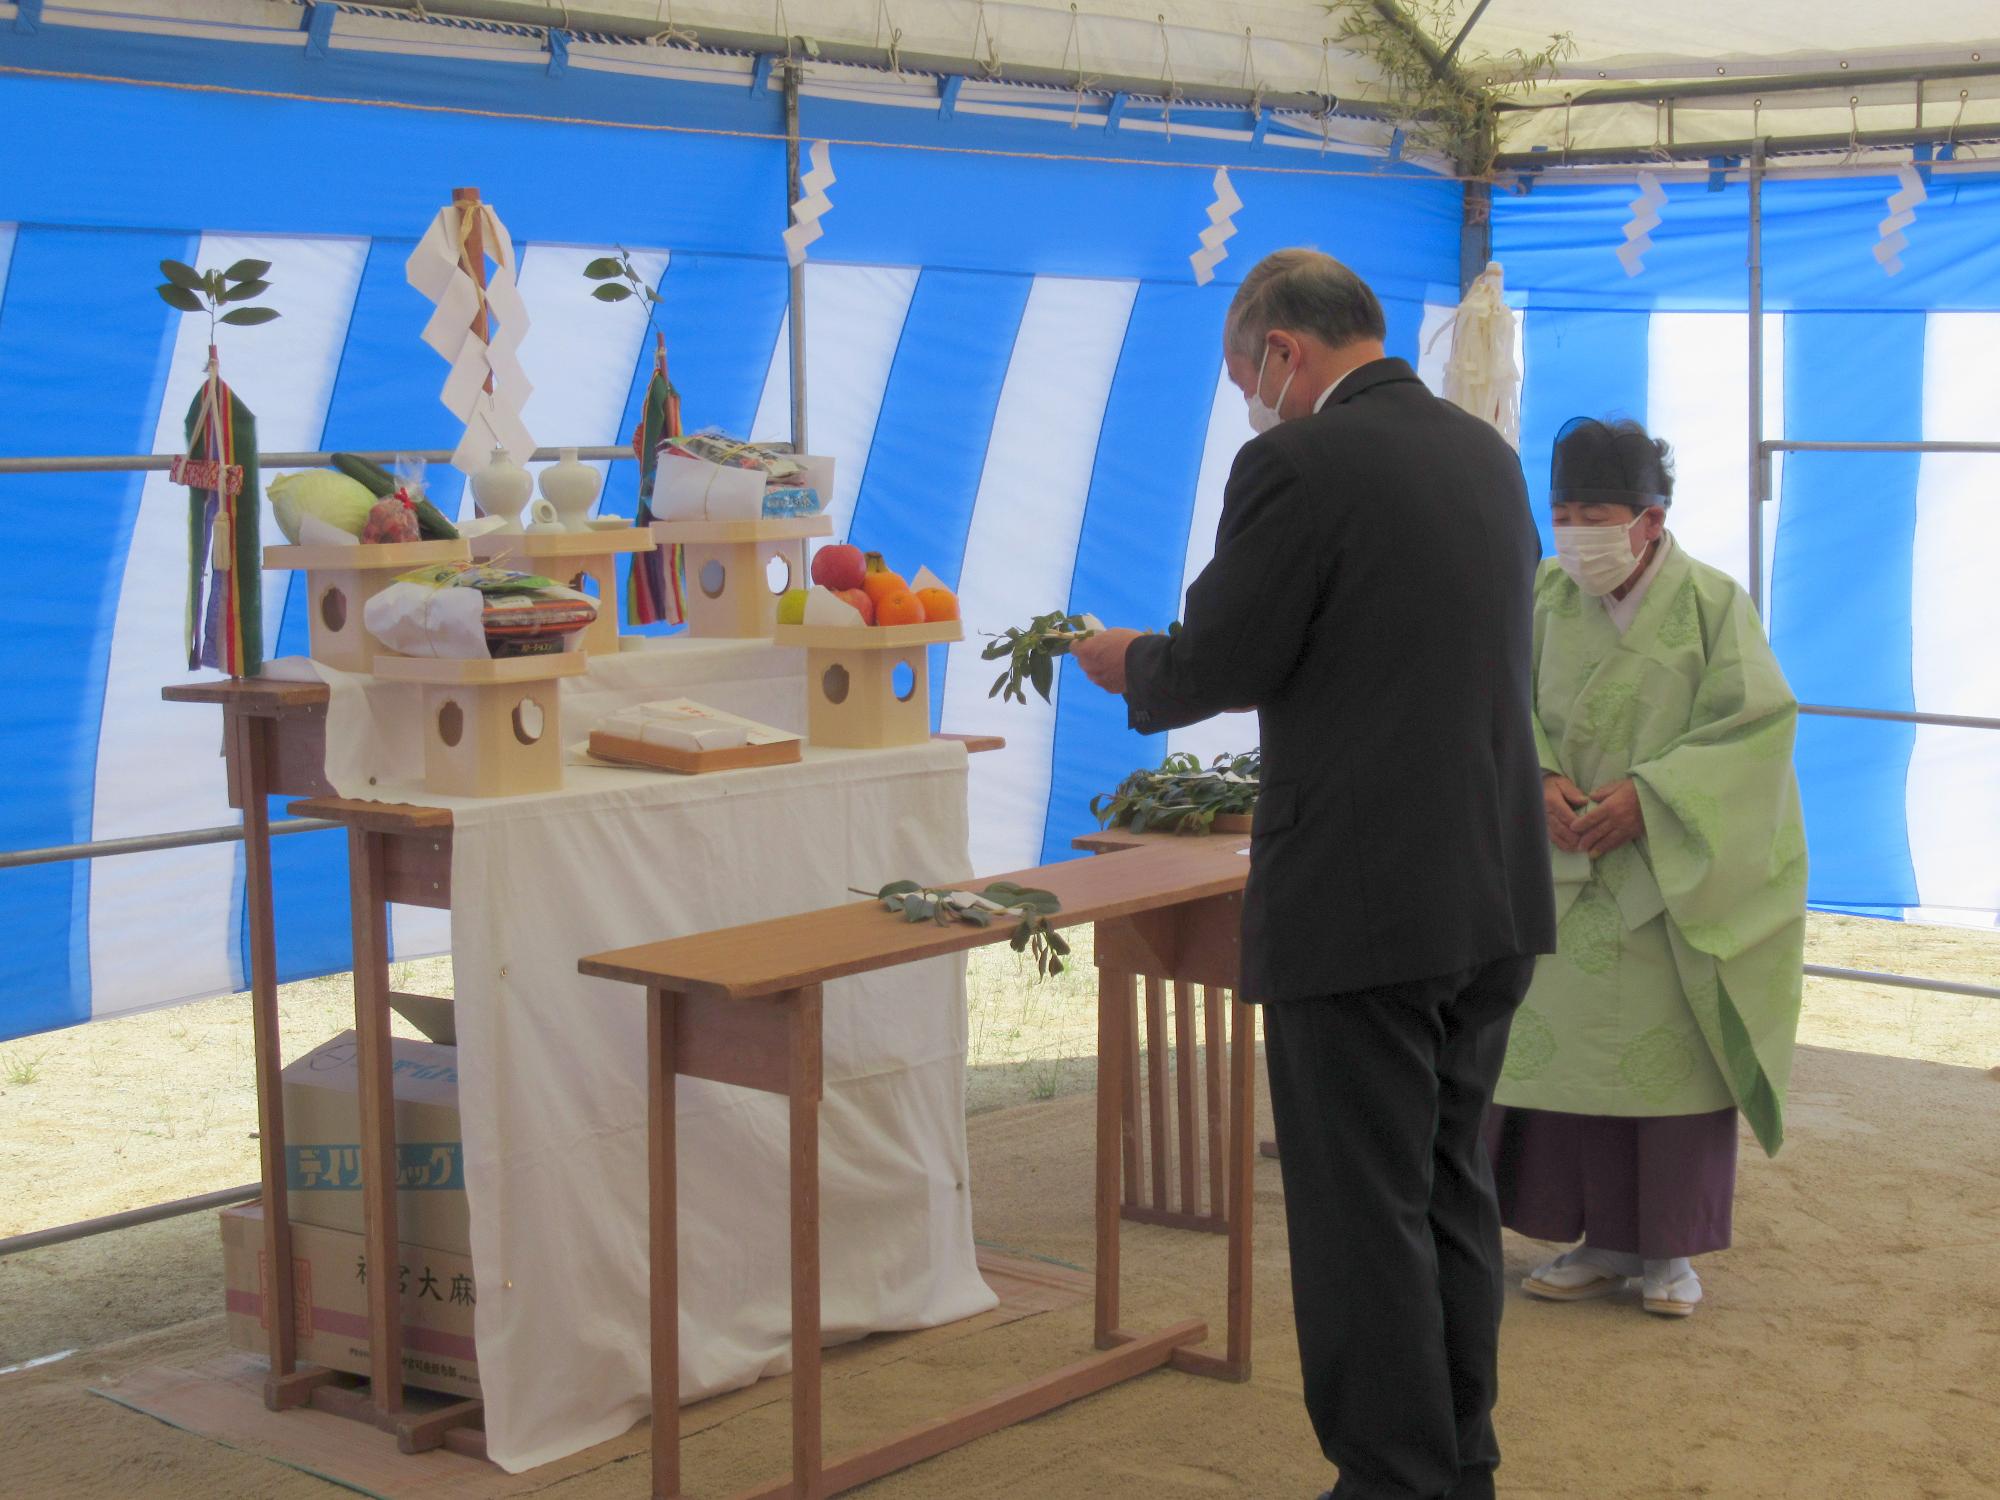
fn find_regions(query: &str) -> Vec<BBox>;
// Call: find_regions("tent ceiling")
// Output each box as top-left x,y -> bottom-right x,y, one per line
32,0 -> 2000,163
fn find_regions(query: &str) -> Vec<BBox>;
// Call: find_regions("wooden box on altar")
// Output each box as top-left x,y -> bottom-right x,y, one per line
772,621 -> 963,749
651,517 -> 831,639
264,540 -> 471,675
468,526 -> 656,656
371,653 -> 587,798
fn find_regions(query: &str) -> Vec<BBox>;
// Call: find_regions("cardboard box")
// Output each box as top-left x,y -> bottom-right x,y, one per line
220,1204 -> 481,1399
282,1030 -> 468,1257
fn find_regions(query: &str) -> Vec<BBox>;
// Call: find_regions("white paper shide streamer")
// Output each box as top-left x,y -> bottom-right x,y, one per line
406,201 -> 536,474
784,140 -> 836,268
1429,261 -> 1521,448
1875,164 -> 1927,277
1615,171 -> 1667,278
1189,167 -> 1242,286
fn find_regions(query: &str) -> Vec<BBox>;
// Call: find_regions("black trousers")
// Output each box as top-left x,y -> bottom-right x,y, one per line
1263,954 -> 1535,1500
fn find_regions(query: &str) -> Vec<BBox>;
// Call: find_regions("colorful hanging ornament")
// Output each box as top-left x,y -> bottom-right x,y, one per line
628,333 -> 686,626
181,346 -> 263,676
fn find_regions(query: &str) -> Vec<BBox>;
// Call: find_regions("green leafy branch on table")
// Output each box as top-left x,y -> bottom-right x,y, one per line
155,258 -> 280,337
855,880 -> 1071,979
1092,749 -> 1261,835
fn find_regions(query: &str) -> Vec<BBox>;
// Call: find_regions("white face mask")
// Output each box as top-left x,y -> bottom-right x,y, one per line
1245,344 -> 1295,434
1553,516 -> 1646,596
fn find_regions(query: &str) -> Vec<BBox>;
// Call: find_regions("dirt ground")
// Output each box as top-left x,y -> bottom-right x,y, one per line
0,912 -> 1995,1496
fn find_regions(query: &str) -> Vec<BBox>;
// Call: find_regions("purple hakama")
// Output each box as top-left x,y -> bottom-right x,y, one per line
1483,1104 -> 1739,1260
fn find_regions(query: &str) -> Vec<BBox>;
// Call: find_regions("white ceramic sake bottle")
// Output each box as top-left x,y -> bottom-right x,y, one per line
540,448 -> 601,532
469,446 -> 533,533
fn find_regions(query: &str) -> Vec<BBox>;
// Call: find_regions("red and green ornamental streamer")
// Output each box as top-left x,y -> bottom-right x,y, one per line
183,354 -> 262,676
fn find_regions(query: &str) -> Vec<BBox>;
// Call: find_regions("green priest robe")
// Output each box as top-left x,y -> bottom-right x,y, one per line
1495,541 -> 1807,1155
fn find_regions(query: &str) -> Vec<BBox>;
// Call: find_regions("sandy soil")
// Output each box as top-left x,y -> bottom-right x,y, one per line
1,914 -> 1995,1372
2,1035 -> 1996,1499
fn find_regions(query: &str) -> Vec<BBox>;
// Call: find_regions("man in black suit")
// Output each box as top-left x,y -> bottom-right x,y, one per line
1073,249 -> 1555,1500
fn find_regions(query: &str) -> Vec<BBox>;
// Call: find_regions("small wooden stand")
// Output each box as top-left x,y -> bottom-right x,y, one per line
579,836 -> 1258,1500
371,654 -> 587,798
773,621 -> 963,749
587,731 -> 801,775
651,517 -> 831,639
468,526 -> 656,656
264,539 -> 470,674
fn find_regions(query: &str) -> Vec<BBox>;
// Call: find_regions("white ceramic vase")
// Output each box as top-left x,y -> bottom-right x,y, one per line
469,446 -> 533,533
540,447 -> 601,532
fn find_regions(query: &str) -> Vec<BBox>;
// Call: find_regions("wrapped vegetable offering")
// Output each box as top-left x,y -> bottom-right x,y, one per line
365,561 -> 598,660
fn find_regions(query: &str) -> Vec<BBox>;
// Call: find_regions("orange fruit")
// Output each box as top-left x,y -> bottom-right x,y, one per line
860,551 -> 908,606
914,586 -> 958,621
875,590 -> 927,627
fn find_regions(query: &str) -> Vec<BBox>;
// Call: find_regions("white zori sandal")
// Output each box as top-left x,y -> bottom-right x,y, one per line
1641,1259 -> 1703,1318
1522,1246 -> 1641,1302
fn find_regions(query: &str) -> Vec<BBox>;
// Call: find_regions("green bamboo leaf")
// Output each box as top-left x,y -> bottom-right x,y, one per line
592,284 -> 634,302
221,278 -> 271,303
219,307 -> 281,326
582,256 -> 624,279
160,260 -> 203,291
223,258 -> 272,283
1029,653 -> 1053,701
157,283 -> 205,313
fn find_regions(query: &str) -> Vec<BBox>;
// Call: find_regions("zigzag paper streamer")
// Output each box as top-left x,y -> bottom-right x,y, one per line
1614,171 -> 1667,278
406,202 -> 536,474
1873,164 -> 1926,276
783,139 -> 836,268
1189,167 -> 1242,286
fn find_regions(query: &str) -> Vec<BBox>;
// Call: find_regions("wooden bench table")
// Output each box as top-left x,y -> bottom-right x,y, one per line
579,835 -> 1259,1500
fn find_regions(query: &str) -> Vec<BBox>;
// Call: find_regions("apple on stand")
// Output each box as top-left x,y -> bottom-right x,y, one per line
811,543 -> 866,593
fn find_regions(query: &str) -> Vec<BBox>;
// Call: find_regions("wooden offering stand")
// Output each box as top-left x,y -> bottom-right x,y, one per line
651,517 -> 830,638
371,653 -> 587,798
772,621 -> 962,749
578,835 -> 1258,1500
469,527 -> 655,656
263,539 -> 470,674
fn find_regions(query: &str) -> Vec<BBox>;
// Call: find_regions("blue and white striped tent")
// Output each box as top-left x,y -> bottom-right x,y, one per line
2,7 -> 1996,1043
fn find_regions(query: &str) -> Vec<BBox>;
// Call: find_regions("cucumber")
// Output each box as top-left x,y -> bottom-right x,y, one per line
332,453 -> 458,539
330,452 -> 396,497
408,494 -> 460,542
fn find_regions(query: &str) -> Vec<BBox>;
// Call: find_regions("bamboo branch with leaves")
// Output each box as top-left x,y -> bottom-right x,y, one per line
1092,750 -> 1262,835
155,258 -> 281,339
582,248 -> 665,336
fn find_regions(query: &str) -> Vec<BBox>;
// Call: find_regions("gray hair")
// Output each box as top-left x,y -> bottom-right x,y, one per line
1225,249 -> 1386,360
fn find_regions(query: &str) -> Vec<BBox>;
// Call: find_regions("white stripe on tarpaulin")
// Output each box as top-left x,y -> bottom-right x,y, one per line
1165,359 -> 1256,769
1415,300 -> 1454,396
1906,312 -> 2000,928
1645,313 -> 1785,598
0,224 -> 15,305
509,243 -> 670,514
750,263 -> 919,543
88,233 -> 366,1018
940,275 -> 1137,878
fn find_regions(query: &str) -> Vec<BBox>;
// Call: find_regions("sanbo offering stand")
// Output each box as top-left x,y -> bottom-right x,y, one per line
469,526 -> 656,656
578,835 -> 1258,1500
651,517 -> 831,639
772,621 -> 962,749
371,653 -> 587,798
264,539 -> 471,674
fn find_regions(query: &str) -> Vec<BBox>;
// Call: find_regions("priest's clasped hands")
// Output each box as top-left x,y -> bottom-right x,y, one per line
1545,772 -> 1645,858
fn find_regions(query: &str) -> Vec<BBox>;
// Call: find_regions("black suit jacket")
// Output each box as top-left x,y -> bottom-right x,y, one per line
1124,358 -> 1556,1001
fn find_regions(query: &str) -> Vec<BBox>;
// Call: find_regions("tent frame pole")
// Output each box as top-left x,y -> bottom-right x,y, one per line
784,57 -> 810,456
1747,138 -> 1767,617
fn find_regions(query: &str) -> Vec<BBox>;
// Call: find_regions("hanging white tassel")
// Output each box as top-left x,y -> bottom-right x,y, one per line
1428,261 -> 1521,449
